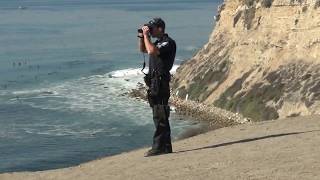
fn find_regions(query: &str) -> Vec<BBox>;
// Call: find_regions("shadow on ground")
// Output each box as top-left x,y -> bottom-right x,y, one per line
173,130 -> 320,154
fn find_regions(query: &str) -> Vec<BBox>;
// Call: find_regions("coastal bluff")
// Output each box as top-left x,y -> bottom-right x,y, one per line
173,0 -> 320,121
1,115 -> 319,180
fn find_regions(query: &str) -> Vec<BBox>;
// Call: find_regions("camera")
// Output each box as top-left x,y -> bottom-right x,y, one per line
137,24 -> 153,34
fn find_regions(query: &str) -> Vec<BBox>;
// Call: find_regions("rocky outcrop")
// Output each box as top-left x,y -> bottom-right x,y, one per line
173,0 -> 320,121
127,84 -> 249,130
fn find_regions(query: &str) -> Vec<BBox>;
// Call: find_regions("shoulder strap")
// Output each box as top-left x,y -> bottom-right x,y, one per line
141,53 -> 147,75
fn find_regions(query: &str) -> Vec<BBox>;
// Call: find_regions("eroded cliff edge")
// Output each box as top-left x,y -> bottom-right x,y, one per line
172,0 -> 320,121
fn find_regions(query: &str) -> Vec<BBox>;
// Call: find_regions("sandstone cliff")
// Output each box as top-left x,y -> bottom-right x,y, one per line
173,0 -> 320,121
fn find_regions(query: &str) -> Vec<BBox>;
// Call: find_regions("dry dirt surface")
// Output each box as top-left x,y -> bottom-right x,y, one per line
1,115 -> 320,180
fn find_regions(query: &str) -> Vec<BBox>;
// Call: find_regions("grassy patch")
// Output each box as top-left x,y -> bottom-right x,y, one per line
214,70 -> 283,121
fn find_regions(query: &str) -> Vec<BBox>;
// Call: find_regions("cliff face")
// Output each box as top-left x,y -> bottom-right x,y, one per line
172,0 -> 320,121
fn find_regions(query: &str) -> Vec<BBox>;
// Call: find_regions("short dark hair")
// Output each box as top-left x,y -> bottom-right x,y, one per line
148,17 -> 166,31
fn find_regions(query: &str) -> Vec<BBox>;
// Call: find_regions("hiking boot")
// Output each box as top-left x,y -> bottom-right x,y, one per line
164,145 -> 172,153
144,149 -> 165,157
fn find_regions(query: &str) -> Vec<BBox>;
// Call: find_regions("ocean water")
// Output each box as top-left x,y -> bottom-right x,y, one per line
0,0 -> 222,173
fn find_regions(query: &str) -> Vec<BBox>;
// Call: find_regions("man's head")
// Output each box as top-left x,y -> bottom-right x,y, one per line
147,18 -> 166,38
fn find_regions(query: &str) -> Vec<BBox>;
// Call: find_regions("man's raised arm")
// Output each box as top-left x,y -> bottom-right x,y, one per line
138,31 -> 147,53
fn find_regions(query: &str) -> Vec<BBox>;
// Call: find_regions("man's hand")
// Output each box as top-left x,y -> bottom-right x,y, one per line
138,26 -> 147,53
142,26 -> 150,37
140,25 -> 159,56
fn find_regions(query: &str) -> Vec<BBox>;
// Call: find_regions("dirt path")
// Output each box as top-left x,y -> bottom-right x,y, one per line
1,115 -> 320,180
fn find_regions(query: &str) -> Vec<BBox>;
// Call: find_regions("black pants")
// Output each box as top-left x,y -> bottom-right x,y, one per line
147,77 -> 172,152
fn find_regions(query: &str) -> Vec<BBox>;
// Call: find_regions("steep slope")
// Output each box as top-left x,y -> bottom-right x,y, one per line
173,0 -> 320,121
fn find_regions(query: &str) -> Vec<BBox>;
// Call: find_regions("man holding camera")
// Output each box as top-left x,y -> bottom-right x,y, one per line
138,18 -> 176,157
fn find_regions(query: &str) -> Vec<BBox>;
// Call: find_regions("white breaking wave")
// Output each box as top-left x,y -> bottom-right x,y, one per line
0,65 -> 201,138
183,45 -> 199,51
4,65 -> 180,126
8,64 -> 180,97
108,68 -> 146,78
4,66 -> 176,124
171,65 -> 179,74
23,126 -> 112,137
12,89 -> 59,96
108,64 -> 179,78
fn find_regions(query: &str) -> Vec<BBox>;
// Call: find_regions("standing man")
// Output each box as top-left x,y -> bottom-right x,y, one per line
138,18 -> 176,157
